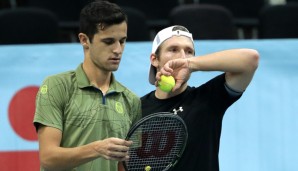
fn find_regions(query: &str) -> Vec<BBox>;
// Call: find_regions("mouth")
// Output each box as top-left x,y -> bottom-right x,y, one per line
109,58 -> 121,64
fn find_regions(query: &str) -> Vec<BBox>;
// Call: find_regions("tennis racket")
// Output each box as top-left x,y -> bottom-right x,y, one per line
122,112 -> 188,171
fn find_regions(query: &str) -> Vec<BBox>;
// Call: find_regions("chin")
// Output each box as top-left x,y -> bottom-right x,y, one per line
110,66 -> 119,71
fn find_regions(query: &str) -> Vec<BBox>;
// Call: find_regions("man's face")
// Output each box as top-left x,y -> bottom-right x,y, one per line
156,36 -> 194,70
87,21 -> 127,72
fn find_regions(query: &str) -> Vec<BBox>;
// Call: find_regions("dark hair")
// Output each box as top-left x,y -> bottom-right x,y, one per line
79,0 -> 127,42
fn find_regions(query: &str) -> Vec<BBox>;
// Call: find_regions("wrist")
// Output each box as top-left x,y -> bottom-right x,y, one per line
187,58 -> 193,72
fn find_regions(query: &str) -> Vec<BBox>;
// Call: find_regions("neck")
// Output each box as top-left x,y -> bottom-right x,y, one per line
82,62 -> 111,94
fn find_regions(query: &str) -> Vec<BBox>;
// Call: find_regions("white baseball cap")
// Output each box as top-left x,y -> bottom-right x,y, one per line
149,25 -> 194,85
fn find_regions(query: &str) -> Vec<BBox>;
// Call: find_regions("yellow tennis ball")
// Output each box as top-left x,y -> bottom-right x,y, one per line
158,75 -> 175,92
145,165 -> 151,171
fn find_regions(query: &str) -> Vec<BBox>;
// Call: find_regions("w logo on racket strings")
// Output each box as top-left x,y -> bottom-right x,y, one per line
136,131 -> 176,158
123,113 -> 187,171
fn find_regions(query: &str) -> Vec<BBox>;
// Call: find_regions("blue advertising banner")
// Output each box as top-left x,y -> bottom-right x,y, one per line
1,40 -> 298,170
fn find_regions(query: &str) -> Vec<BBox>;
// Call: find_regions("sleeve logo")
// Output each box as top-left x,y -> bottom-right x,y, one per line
40,85 -> 48,94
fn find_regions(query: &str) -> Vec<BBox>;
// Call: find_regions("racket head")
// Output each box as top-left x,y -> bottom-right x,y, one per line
123,112 -> 188,171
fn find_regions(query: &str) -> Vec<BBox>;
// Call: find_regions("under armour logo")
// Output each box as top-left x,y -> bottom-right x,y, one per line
173,106 -> 183,114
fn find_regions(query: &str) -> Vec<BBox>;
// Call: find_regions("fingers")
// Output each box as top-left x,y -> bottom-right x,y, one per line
155,58 -> 191,91
160,63 -> 173,76
172,81 -> 182,92
108,138 -> 132,160
95,138 -> 133,161
108,150 -> 129,161
154,72 -> 162,87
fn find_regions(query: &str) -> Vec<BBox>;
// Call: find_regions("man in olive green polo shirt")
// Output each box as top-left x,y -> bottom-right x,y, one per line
33,1 -> 141,171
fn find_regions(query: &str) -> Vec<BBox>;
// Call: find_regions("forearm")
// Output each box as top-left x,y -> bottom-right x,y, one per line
189,48 -> 259,73
40,142 -> 99,171
188,48 -> 259,91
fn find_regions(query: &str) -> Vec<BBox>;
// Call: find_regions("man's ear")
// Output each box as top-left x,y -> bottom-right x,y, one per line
78,33 -> 90,49
150,53 -> 159,68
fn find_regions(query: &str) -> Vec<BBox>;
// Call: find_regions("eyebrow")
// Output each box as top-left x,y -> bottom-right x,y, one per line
167,43 -> 194,50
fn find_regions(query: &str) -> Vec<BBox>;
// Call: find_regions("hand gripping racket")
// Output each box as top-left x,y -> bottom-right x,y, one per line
123,112 -> 188,171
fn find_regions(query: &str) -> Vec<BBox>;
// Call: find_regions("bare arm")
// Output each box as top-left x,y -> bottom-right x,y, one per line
189,48 -> 259,91
38,126 -> 132,171
160,48 -> 259,92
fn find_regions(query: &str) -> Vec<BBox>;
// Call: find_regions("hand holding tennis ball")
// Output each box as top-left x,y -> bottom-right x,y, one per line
158,75 -> 176,92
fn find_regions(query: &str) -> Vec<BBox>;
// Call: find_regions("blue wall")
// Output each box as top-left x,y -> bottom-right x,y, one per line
1,39 -> 298,170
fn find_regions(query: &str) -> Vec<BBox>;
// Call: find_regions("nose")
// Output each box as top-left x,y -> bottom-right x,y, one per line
180,50 -> 186,59
113,41 -> 123,54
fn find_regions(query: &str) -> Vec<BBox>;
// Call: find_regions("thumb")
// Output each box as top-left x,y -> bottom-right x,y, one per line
172,80 -> 183,91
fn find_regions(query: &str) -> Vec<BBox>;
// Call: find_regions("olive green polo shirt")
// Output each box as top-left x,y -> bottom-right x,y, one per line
34,64 -> 141,171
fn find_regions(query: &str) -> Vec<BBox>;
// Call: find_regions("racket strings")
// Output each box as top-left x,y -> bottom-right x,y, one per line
126,116 -> 187,171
